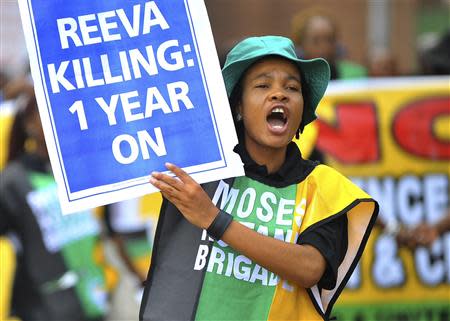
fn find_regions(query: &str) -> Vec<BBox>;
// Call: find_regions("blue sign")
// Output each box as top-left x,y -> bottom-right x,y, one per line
20,0 -> 243,212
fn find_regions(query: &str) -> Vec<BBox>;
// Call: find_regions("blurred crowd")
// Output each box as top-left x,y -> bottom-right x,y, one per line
1,2 -> 449,321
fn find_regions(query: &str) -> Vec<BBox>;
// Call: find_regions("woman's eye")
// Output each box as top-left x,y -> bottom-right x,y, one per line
287,85 -> 300,91
255,83 -> 269,88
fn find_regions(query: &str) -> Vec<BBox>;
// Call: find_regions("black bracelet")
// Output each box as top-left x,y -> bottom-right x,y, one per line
207,210 -> 233,241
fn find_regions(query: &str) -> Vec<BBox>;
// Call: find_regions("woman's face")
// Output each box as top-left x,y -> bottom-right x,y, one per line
301,16 -> 336,61
238,56 -> 304,153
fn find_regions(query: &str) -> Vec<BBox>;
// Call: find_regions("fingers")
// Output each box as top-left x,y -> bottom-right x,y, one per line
149,163 -> 195,195
151,182 -> 182,206
165,163 -> 193,184
151,170 -> 183,189
149,175 -> 178,198
150,173 -> 183,203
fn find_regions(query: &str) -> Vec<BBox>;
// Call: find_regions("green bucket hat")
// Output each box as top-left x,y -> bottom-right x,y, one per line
222,35 -> 330,131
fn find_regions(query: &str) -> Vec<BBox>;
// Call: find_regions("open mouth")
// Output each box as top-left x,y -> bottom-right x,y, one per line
266,107 -> 288,129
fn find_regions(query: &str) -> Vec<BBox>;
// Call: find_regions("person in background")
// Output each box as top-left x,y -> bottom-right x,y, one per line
103,195 -> 160,316
291,8 -> 367,80
367,47 -> 399,77
1,76 -> 35,103
0,90 -> 117,321
411,209 -> 450,247
105,200 -> 155,285
289,8 -> 367,163
0,71 -> 9,102
417,30 -> 450,75
394,209 -> 450,249
0,73 -> 36,168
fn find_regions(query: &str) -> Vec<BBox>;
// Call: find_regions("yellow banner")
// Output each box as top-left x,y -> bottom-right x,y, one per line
309,76 -> 449,321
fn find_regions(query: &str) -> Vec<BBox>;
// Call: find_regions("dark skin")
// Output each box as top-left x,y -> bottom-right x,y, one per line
150,57 -> 327,288
300,15 -> 337,62
396,210 -> 450,249
25,107 -> 49,161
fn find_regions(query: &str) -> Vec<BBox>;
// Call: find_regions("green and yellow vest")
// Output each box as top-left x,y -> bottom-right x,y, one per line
140,164 -> 378,321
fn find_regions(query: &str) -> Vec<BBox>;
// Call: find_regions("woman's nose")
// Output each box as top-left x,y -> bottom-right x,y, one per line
270,89 -> 287,101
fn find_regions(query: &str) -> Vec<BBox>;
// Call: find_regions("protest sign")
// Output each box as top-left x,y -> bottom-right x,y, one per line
310,76 -> 450,321
18,0 -> 244,213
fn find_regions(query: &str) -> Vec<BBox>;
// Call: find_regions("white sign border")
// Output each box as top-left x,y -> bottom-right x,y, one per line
18,0 -> 244,213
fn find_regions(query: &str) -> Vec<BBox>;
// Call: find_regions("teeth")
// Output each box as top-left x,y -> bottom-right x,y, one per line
272,107 -> 284,114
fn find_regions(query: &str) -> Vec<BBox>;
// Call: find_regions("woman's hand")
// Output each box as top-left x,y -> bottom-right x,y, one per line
149,163 -> 219,229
